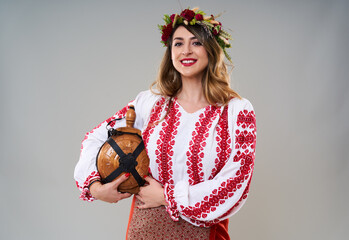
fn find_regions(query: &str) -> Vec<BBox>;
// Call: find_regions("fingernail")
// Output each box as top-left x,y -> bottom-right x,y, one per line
125,173 -> 130,177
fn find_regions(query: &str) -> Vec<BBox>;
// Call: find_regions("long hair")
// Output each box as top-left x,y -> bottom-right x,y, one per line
151,23 -> 241,106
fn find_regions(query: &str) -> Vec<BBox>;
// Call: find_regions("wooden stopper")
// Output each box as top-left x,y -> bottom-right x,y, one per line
126,105 -> 136,128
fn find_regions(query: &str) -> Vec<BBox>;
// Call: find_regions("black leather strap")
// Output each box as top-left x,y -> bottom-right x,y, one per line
129,141 -> 146,186
132,141 -> 145,160
106,137 -> 126,158
101,137 -> 146,187
108,128 -> 143,139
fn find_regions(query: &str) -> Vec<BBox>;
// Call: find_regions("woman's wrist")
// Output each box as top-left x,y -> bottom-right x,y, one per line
89,180 -> 102,198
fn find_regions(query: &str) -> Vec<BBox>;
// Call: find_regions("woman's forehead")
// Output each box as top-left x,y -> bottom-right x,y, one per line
173,26 -> 196,39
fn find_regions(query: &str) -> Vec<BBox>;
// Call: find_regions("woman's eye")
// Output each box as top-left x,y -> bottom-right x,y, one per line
193,41 -> 203,46
174,42 -> 182,47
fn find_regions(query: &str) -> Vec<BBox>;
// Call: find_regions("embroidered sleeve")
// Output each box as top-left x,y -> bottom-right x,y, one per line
164,183 -> 180,221
74,105 -> 130,201
165,99 -> 257,227
76,171 -> 101,202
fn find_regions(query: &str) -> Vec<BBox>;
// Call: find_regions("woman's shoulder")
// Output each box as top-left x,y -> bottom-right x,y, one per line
134,89 -> 163,103
133,90 -> 165,118
228,97 -> 254,112
134,90 -> 161,105
226,97 -> 256,129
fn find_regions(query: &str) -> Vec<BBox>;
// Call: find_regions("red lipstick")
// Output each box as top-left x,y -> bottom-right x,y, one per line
180,58 -> 197,67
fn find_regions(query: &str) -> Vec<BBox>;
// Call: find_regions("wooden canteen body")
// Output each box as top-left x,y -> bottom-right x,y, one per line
96,106 -> 149,194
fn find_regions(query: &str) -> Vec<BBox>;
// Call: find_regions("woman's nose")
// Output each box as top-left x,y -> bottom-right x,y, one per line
182,43 -> 193,55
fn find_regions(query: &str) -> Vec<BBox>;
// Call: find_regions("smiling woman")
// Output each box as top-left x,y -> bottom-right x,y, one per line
171,26 -> 209,82
154,22 -> 241,111
74,7 -> 257,240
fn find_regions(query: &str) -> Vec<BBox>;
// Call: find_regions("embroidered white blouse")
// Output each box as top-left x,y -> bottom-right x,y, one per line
74,90 -> 256,227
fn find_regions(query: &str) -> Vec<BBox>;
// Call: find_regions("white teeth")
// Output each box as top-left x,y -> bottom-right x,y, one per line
182,60 -> 195,64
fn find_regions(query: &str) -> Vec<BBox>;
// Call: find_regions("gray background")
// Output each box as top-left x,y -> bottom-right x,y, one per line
1,0 -> 348,239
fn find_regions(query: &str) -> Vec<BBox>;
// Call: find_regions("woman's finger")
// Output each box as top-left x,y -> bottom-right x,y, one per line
137,204 -> 149,209
112,173 -> 130,188
143,176 -> 153,183
119,192 -> 132,200
135,194 -> 144,203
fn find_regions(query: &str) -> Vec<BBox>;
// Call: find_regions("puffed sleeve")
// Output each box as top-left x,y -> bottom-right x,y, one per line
164,98 -> 257,227
74,90 -> 157,201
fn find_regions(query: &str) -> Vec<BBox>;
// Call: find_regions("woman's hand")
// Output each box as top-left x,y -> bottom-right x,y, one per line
136,176 -> 168,209
89,174 -> 132,203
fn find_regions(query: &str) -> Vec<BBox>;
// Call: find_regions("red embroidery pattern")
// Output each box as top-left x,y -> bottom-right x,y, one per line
127,198 -> 211,239
80,105 -> 129,152
179,109 -> 256,223
233,151 -> 254,163
164,183 -> 180,220
218,176 -> 253,220
188,176 -> 253,227
210,106 -> 231,179
189,216 -> 220,227
235,130 -> 256,150
187,106 -> 220,185
75,181 -> 82,190
142,97 -> 167,149
237,109 -> 256,129
180,153 -> 254,221
235,110 -> 256,153
78,171 -> 101,202
156,101 -> 181,185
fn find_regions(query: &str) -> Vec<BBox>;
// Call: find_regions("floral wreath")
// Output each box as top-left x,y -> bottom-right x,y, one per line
158,7 -> 233,62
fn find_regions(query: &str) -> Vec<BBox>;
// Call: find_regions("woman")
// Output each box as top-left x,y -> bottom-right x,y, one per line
74,8 -> 256,239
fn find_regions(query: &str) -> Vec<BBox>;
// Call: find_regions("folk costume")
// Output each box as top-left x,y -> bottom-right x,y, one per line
74,90 -> 256,239
74,7 -> 257,240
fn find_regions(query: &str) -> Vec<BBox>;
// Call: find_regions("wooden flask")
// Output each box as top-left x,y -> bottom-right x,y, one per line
96,106 -> 149,194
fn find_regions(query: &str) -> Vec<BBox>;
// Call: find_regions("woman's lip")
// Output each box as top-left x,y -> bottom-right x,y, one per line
180,58 -> 197,66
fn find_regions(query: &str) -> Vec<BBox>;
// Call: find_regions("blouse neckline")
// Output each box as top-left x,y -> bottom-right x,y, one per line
173,97 -> 211,115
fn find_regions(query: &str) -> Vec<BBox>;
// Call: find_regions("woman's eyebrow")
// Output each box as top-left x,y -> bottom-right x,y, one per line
173,36 -> 197,41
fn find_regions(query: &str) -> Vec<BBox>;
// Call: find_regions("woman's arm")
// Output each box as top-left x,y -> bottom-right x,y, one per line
163,99 -> 257,227
89,174 -> 131,203
74,104 -> 130,202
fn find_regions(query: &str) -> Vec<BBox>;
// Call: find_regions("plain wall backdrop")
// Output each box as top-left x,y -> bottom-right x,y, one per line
1,0 -> 348,239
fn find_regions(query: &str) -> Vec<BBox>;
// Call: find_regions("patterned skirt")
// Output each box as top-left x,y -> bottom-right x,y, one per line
126,196 -> 230,240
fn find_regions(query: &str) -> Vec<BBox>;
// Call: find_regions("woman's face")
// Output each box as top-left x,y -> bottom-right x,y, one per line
171,26 -> 208,80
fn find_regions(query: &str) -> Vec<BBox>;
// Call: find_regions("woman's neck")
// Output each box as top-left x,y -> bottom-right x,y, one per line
176,76 -> 209,113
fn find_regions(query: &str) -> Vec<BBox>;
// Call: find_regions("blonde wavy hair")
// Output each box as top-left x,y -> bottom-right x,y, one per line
151,23 -> 241,106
